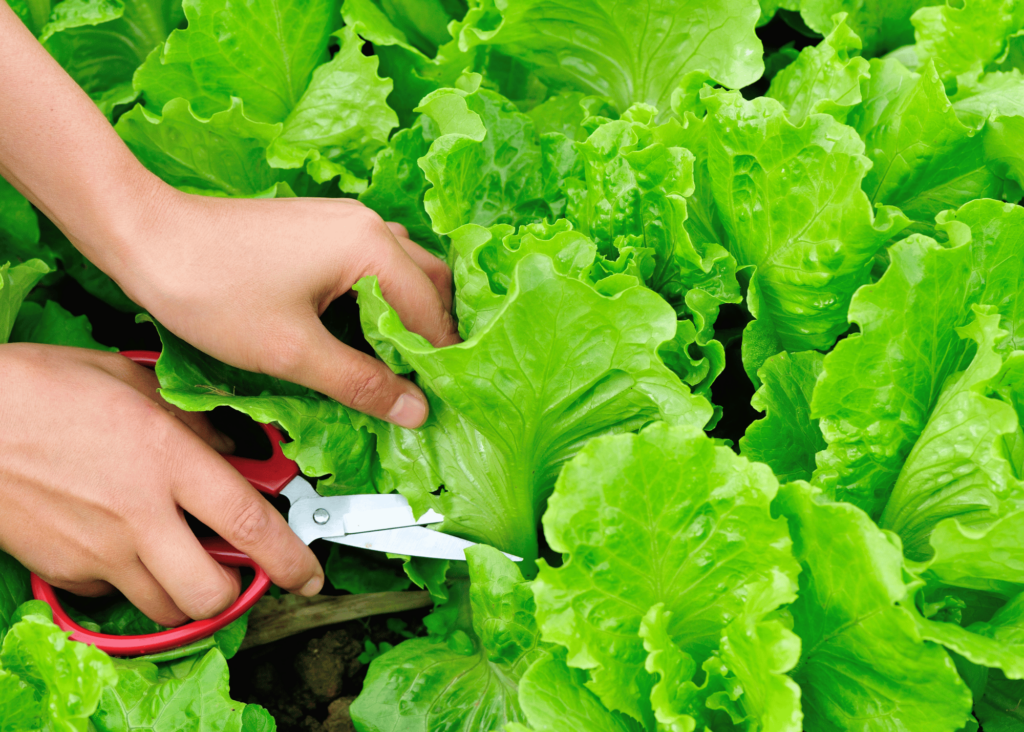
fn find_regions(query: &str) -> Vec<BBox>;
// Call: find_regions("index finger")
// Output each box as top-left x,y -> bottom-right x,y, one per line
172,438 -> 323,597
363,227 -> 459,349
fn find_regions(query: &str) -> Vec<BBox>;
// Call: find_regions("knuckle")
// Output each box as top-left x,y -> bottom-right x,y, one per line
342,364 -> 393,413
350,206 -> 388,239
181,579 -> 237,620
225,498 -> 273,548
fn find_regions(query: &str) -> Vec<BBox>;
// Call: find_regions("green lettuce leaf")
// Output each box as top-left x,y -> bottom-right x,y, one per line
976,669 -> 1024,729
877,309 -> 1024,559
794,0 -> 935,56
264,26 -> 398,192
812,198 -> 1024,518
704,90 -> 906,352
10,300 -> 114,351
0,612 -> 117,732
910,0 -> 1024,82
416,84 -> 574,236
775,481 -> 973,731
914,589 -> 1024,680
740,350 -> 826,483
134,0 -> 337,123
92,650 -> 258,732
849,59 -> 1003,235
41,0 -> 183,118
359,119 -> 445,255
325,546 -> 412,594
116,98 -> 288,197
341,0 -> 474,127
564,106 -> 741,341
0,555 -> 31,643
351,546 -> 544,732
452,0 -> 764,112
765,13 -> 870,125
533,422 -> 799,727
511,655 -> 639,732
353,253 -> 711,565
0,259 -> 49,345
0,177 -> 47,268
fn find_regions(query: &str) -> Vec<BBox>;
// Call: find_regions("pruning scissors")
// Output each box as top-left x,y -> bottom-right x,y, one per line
31,350 -> 517,656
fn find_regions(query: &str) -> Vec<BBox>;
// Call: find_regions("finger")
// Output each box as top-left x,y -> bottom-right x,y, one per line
386,221 -> 410,239
172,441 -> 324,597
109,561 -> 191,627
283,320 -> 430,428
136,509 -> 243,621
393,235 -> 454,315
100,354 -> 235,453
369,238 -> 459,349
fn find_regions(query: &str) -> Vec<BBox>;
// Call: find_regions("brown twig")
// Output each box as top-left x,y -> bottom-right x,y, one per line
240,591 -> 433,651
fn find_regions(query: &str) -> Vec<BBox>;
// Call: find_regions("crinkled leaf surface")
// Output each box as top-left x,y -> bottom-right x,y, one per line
704,90 -> 905,352
116,98 -> 287,196
265,26 -> 397,190
849,59 -> 1002,234
740,350 -> 825,484
91,650 -> 254,732
812,199 -> 1024,518
877,310 -> 1024,559
564,108 -> 741,340
453,0 -> 764,112
794,0 -> 935,56
416,85 -> 574,236
766,13 -> 869,125
0,554 -> 30,643
354,254 -> 711,565
41,0 -> 183,117
775,481 -> 973,732
0,613 -> 117,732
911,0 -> 1024,82
359,120 -> 444,255
135,0 -> 338,124
533,423 -> 799,726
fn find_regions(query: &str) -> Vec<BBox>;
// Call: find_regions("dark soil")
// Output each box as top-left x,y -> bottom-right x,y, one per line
229,607 -> 430,732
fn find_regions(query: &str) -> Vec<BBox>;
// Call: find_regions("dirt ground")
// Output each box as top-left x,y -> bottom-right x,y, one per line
230,608 -> 429,732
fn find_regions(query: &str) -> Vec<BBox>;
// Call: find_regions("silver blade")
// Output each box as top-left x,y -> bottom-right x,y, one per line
325,526 -> 523,562
285,487 -> 444,545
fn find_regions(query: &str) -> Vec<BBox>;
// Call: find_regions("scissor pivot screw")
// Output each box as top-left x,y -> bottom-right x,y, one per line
313,508 -> 330,525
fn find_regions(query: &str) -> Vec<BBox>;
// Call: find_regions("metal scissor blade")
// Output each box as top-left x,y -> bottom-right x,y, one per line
325,526 -> 523,562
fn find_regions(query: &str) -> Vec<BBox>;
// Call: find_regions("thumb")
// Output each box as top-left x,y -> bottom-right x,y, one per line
278,320 -> 429,428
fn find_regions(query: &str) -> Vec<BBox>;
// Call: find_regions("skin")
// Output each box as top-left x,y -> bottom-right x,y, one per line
0,2 -> 459,627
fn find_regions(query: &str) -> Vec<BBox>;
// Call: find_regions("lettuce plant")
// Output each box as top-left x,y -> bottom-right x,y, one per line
6,0 -> 1024,729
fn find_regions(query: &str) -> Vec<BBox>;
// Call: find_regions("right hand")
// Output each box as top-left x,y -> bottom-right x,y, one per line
0,343 -> 324,627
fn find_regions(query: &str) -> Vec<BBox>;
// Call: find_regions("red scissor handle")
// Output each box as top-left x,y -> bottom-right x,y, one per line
32,350 -> 301,655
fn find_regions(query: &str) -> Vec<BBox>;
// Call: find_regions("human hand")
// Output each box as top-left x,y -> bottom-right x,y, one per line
0,344 -> 324,626
101,188 -> 458,429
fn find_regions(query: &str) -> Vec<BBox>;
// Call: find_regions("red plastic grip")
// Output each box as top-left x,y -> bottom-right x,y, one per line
29,350 -> 300,655
31,538 -> 271,656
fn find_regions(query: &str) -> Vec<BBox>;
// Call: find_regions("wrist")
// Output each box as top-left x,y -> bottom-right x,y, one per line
71,164 -> 182,306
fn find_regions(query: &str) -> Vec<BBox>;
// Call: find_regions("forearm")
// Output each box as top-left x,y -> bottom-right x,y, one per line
0,1 -> 165,280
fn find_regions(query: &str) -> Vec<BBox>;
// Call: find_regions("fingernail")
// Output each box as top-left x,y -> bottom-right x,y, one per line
387,392 -> 428,429
300,575 -> 323,597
